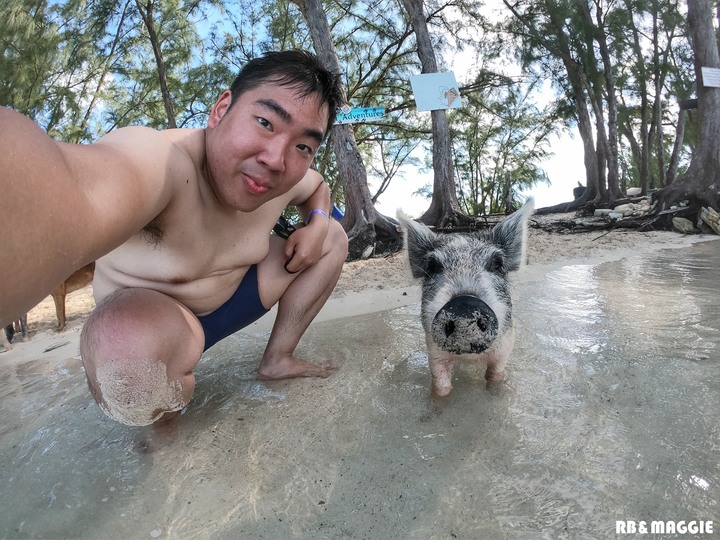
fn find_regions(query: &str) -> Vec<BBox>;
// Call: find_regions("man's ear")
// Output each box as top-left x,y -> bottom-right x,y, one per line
208,91 -> 233,128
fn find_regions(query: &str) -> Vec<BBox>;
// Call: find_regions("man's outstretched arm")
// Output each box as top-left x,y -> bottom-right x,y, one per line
0,107 -> 172,324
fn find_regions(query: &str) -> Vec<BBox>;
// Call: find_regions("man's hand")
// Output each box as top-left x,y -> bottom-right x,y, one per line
283,218 -> 329,273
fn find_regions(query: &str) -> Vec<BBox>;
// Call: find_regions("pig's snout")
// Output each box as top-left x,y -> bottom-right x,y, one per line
431,295 -> 499,354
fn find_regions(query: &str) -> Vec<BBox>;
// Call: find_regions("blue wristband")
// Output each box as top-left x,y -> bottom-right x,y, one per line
305,208 -> 330,224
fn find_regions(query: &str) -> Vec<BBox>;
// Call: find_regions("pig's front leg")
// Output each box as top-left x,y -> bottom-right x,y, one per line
428,343 -> 454,396
484,362 -> 505,382
483,327 -> 515,382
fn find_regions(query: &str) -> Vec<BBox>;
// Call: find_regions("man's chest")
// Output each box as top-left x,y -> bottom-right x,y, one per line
108,199 -> 282,283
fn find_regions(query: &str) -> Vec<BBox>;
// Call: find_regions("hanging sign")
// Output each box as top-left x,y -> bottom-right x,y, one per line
409,72 -> 462,111
701,67 -> 720,88
335,106 -> 386,124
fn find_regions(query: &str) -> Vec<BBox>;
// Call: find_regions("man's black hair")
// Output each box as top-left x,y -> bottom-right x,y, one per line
229,50 -> 344,140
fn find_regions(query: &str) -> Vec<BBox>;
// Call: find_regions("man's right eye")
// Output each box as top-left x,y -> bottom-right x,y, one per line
257,117 -> 272,129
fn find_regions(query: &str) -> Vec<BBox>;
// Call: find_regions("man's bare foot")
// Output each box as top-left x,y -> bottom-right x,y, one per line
257,355 -> 336,380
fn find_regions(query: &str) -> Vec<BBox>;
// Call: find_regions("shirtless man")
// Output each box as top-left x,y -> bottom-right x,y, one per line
0,50 -> 347,426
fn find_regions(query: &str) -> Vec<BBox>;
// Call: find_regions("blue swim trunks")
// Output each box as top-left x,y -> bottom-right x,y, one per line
197,265 -> 269,351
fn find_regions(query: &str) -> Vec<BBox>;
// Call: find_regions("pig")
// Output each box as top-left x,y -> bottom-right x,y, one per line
397,199 -> 534,396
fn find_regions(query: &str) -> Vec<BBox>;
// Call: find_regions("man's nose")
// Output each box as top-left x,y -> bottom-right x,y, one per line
258,138 -> 286,171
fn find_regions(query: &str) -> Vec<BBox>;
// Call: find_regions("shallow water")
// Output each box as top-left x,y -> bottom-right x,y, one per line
0,241 -> 718,539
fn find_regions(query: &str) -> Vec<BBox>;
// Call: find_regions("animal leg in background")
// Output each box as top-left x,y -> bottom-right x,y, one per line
1,315 -> 28,351
52,262 -> 95,331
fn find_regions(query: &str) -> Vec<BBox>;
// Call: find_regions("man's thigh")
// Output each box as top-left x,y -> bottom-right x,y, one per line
256,220 -> 347,309
256,234 -> 301,308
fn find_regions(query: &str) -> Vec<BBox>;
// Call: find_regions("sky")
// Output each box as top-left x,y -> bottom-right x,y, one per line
525,131 -> 587,208
371,130 -> 586,218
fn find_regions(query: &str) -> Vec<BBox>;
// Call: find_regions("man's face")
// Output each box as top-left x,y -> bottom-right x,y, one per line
205,83 -> 329,211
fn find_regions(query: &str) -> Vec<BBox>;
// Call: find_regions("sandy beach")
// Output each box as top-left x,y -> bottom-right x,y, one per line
5,219 -> 715,363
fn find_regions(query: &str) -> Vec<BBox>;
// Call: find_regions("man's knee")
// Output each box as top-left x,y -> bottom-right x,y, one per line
80,288 -> 203,426
82,353 -> 191,427
326,219 -> 349,260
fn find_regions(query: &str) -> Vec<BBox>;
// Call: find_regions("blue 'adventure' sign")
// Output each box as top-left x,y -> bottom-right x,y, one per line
335,106 -> 386,124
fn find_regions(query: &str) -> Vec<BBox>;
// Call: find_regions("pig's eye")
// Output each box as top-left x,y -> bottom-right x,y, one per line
426,255 -> 444,276
488,253 -> 505,274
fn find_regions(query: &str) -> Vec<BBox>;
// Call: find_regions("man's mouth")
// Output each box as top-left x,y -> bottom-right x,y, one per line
244,175 -> 270,195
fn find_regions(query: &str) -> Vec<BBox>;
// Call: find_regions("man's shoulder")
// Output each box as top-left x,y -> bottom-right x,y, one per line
96,127 -> 205,175
99,125 -> 163,143
100,126 -> 202,152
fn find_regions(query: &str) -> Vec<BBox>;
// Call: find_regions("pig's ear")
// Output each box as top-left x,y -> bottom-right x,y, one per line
396,210 -> 438,279
489,198 -> 534,271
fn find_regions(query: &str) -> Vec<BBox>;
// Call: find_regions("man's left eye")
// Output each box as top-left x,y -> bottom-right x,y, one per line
298,143 -> 315,155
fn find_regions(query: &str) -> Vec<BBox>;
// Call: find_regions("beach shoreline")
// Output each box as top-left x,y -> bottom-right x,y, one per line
4,226 -> 718,363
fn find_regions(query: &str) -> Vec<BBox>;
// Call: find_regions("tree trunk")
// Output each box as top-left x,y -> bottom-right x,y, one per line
400,0 -> 466,227
543,2 -> 600,210
589,0 -> 622,202
135,0 -> 176,128
652,7 -> 667,188
622,0 -> 652,196
594,119 -> 607,201
291,0 -> 399,259
664,106 -> 687,186
502,171 -> 513,213
656,0 -> 720,211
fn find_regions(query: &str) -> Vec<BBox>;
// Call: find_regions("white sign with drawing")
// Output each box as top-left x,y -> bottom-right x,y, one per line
409,72 -> 462,111
701,67 -> 720,88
